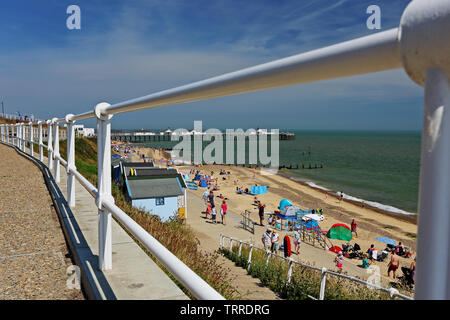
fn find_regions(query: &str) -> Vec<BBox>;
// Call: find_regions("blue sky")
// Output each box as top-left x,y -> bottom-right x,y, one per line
0,0 -> 422,130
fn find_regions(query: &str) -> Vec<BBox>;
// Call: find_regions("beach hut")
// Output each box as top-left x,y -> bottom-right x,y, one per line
327,223 -> 352,241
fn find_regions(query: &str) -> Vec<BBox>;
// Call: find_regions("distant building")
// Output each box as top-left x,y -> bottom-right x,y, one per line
74,124 -> 95,137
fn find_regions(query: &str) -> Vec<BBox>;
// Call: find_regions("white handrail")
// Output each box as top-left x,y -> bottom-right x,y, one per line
56,28 -> 400,123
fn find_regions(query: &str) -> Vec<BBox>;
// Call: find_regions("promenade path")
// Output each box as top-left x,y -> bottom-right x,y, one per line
0,143 -> 84,299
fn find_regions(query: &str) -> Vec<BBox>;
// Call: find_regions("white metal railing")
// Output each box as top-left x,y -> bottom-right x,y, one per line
1,0 -> 449,300
219,234 -> 412,300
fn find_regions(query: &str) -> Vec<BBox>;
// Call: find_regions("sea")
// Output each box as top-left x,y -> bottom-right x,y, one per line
129,130 -> 421,216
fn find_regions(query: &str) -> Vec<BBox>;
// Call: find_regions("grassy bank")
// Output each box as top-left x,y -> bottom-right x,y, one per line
35,137 -> 238,299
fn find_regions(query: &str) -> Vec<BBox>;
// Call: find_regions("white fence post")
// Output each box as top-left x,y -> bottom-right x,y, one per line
95,102 -> 113,270
415,68 -> 450,299
265,250 -> 271,267
52,119 -> 60,183
247,244 -> 253,271
229,238 -> 233,251
1,124 -> 4,142
13,124 -> 17,146
238,240 -> 243,257
38,121 -> 43,161
21,123 -> 25,152
397,0 -> 450,300
319,267 -> 327,300
287,258 -> 294,284
29,122 -> 33,157
47,120 -> 53,170
6,124 -> 9,143
66,115 -> 76,207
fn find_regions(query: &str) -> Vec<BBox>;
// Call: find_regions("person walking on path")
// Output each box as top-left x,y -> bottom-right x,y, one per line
211,205 -> 217,224
388,251 -> 400,279
258,202 -> 266,226
262,228 -> 272,251
203,188 -> 210,205
271,230 -> 280,255
205,201 -> 211,219
351,219 -> 358,238
335,251 -> 344,273
293,226 -> 301,254
208,190 -> 215,207
220,200 -> 227,225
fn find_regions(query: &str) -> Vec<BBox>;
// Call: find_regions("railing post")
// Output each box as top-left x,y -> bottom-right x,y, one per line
229,238 -> 233,251
95,102 -> 114,271
5,124 -> 9,143
319,267 -> 327,300
21,123 -> 25,152
66,115 -> 76,207
397,0 -> 450,300
415,68 -> 450,299
38,121 -> 43,161
47,120 -> 53,170
287,258 -> 294,284
29,122 -> 34,157
52,119 -> 60,183
247,244 -> 253,271
265,250 -> 271,267
238,240 -> 243,257
1,124 -> 4,142
13,124 -> 17,147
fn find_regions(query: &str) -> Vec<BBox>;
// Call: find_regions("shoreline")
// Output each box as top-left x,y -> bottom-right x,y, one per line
276,171 -> 418,225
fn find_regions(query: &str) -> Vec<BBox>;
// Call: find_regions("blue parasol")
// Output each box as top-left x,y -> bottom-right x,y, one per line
375,237 -> 397,246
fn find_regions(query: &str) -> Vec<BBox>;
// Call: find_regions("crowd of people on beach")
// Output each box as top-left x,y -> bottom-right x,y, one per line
202,188 -> 228,225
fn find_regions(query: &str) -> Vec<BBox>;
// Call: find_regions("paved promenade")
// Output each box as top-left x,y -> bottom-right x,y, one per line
0,144 -> 84,299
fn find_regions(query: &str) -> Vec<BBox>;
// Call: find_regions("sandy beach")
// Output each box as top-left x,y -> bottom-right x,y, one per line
114,141 -> 418,294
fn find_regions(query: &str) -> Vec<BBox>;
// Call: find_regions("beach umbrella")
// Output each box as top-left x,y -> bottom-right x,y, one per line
375,237 -> 396,246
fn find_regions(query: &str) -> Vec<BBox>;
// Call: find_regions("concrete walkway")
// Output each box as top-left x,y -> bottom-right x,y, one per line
2,143 -> 188,300
0,144 -> 84,299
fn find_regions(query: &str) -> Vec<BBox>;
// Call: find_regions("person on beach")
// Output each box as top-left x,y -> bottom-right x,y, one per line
351,219 -> 358,238
208,190 -> 215,207
271,230 -> 280,255
387,251 -> 400,279
203,188 -> 210,205
262,228 -> 272,251
267,214 -> 273,226
205,201 -> 211,219
258,202 -> 266,226
293,226 -> 301,254
220,200 -> 227,225
211,205 -> 217,224
367,244 -> 376,261
362,254 -> 371,269
335,251 -> 344,272
339,191 -> 344,203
